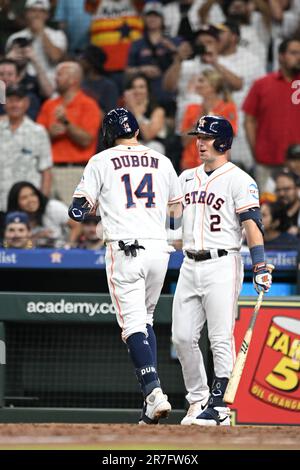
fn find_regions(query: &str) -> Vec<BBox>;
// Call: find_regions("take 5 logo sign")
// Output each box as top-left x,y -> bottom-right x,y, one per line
231,299 -> 300,425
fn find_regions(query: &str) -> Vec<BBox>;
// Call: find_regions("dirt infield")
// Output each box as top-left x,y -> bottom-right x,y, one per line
0,423 -> 299,450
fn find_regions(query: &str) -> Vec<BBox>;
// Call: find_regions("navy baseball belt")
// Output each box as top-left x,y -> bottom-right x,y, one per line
186,249 -> 228,262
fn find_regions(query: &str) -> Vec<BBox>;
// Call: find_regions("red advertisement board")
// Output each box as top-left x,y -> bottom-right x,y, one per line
232,299 -> 300,425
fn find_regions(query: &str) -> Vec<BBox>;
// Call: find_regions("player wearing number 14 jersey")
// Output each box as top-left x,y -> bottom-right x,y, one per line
69,108 -> 182,424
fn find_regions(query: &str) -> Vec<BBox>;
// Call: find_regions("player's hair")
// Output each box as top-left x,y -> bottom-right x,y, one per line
7,181 -> 48,226
201,69 -> 232,102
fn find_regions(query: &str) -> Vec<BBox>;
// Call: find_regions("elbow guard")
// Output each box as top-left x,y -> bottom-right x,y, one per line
239,207 -> 264,235
68,197 -> 91,222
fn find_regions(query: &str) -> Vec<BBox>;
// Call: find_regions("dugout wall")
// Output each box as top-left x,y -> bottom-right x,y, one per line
0,293 -> 299,425
0,293 -> 211,423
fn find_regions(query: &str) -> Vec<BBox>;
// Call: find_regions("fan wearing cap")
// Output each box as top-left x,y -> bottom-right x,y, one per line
126,2 -> 181,105
1,46 -> 53,120
172,114 -> 272,426
80,45 -> 119,114
2,211 -> 33,249
6,0 -> 67,86
0,59 -> 20,118
0,84 -> 52,213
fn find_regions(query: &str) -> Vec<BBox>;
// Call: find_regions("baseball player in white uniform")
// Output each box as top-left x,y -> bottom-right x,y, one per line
172,115 -> 272,426
69,108 -> 182,424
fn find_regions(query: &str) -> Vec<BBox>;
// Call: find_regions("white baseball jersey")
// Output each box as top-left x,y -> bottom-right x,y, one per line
180,161 -> 260,252
74,144 -> 182,241
172,161 -> 256,404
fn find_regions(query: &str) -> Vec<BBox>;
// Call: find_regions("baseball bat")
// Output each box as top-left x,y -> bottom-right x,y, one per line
224,265 -> 274,404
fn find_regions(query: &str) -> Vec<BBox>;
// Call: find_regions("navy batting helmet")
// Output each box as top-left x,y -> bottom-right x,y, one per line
102,107 -> 139,148
188,115 -> 233,152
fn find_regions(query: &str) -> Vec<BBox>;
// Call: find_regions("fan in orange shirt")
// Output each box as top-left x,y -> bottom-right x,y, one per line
180,69 -> 238,170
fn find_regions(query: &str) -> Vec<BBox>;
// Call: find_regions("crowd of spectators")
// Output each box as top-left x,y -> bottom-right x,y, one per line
0,0 -> 300,250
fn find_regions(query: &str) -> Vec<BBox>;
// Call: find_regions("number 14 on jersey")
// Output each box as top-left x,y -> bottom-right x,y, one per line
121,173 -> 156,208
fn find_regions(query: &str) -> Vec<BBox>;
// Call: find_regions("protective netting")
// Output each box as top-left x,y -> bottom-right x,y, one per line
4,322 -> 192,409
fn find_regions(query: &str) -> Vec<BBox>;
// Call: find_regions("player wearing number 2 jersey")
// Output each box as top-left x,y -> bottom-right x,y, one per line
69,108 -> 182,424
172,115 -> 272,426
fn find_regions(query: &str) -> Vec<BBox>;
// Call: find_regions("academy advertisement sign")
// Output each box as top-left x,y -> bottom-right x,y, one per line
232,299 -> 300,425
26,299 -> 116,316
0,293 -> 173,323
0,293 -> 117,323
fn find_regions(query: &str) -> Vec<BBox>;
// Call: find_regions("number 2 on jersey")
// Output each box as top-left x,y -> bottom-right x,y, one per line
121,174 -> 155,209
210,214 -> 221,231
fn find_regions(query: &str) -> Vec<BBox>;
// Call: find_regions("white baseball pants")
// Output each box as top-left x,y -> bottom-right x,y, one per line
105,239 -> 172,340
172,253 -> 243,404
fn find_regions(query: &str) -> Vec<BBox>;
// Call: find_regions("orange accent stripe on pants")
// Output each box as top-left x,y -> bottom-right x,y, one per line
109,244 -> 124,331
